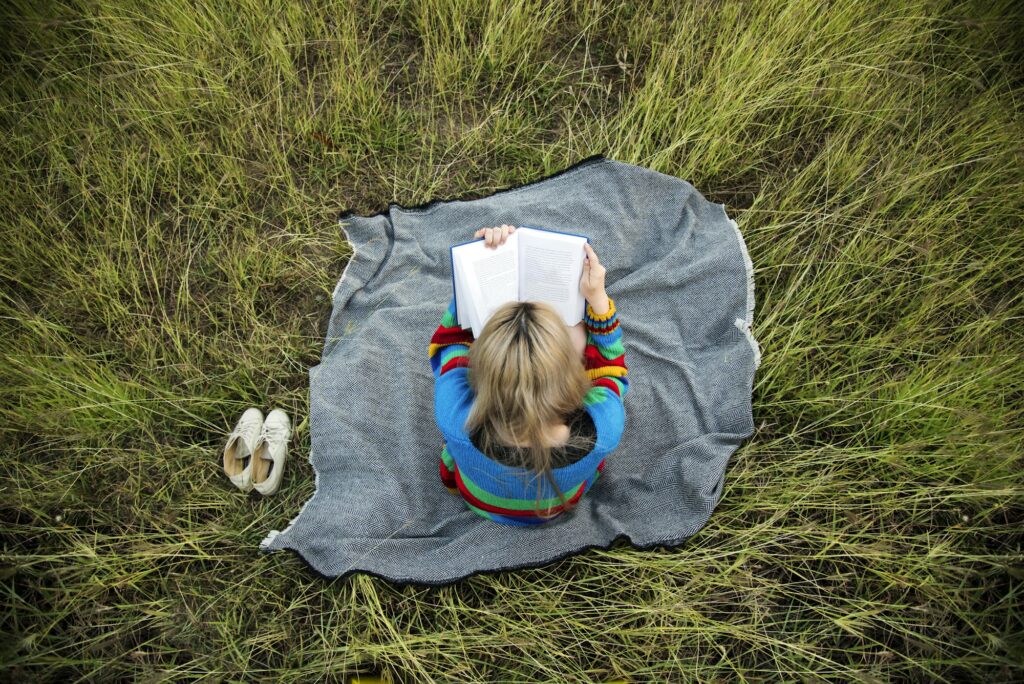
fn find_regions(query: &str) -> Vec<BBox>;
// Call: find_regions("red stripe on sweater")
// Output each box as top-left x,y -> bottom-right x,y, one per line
597,458 -> 606,472
592,377 -> 622,397
454,465 -> 587,518
440,356 -> 470,374
440,460 -> 456,487
430,325 -> 475,346
584,344 -> 626,370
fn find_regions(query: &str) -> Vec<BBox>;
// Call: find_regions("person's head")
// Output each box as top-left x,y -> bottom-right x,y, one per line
466,300 -> 593,519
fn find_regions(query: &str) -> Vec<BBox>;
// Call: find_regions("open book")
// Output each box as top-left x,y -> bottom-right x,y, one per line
450,224 -> 591,339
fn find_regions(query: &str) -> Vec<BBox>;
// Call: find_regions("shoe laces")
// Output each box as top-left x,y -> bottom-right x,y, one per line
260,422 -> 289,443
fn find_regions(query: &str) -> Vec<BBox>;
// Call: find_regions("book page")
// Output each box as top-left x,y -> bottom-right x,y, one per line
452,251 -> 470,330
453,249 -> 473,332
461,231 -> 520,337
517,228 -> 586,325
472,248 -> 517,307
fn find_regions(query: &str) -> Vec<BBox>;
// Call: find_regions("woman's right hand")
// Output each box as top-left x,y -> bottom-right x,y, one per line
580,243 -> 608,311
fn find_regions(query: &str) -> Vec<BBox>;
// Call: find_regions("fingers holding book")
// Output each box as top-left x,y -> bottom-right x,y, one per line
474,224 -> 516,249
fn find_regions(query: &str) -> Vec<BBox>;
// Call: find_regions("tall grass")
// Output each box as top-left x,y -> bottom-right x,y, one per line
1,0 -> 1021,680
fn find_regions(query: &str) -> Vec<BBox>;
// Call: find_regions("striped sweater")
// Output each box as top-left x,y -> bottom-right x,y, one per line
429,296 -> 629,525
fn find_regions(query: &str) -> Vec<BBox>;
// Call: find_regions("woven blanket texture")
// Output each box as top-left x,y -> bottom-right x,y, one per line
258,155 -> 761,586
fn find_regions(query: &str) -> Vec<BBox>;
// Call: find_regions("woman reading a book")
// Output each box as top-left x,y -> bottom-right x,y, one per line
429,224 -> 630,525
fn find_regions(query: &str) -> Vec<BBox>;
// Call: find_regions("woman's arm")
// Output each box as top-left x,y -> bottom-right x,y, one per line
430,298 -> 476,492
582,296 -> 629,399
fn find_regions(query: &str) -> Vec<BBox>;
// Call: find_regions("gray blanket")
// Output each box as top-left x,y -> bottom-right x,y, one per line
259,155 -> 761,586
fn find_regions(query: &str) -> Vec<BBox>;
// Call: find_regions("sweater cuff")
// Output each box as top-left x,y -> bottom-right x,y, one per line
585,296 -> 616,322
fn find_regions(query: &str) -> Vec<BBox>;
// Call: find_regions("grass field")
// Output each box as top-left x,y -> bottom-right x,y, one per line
2,0 -> 1023,680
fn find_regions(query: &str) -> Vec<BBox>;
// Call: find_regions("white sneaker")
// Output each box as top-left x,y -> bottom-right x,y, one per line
223,408 -> 264,492
251,409 -> 291,496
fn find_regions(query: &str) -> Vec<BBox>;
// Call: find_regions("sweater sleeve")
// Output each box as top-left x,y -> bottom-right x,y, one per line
582,296 -> 629,399
429,296 -> 476,380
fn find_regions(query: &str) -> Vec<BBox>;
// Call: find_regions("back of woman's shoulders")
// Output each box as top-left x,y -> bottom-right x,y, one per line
470,408 -> 597,469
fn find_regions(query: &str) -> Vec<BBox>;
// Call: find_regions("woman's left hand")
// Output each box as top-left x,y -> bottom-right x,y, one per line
474,224 -> 515,249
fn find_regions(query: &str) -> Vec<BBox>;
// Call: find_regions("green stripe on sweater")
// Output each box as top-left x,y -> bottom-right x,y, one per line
458,464 -> 586,510
583,386 -> 611,406
441,346 -> 470,366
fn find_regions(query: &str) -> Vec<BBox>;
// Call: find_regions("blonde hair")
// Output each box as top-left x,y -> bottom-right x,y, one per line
466,300 -> 594,519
